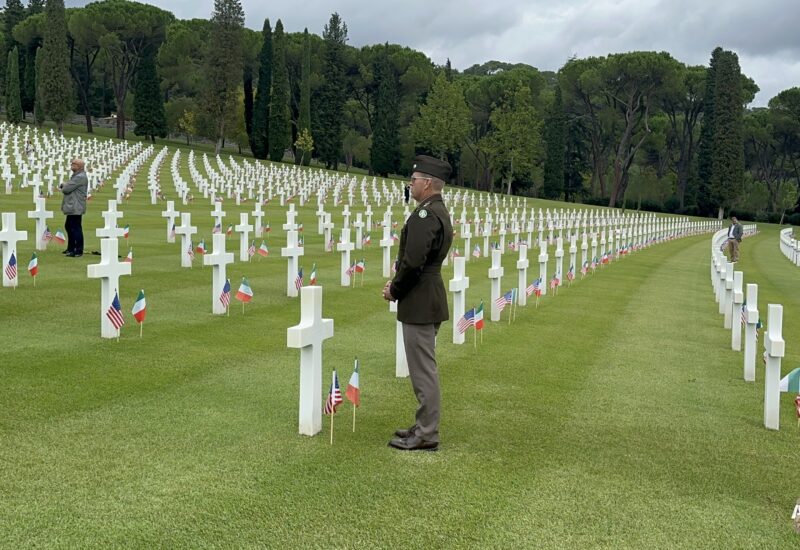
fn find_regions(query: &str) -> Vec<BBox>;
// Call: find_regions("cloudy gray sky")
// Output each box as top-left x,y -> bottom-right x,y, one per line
71,0 -> 800,107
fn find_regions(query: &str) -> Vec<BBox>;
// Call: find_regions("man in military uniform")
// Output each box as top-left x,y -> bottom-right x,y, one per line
382,155 -> 453,451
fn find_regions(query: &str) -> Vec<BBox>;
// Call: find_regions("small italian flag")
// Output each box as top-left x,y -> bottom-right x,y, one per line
235,277 -> 254,303
257,241 -> 269,257
53,230 -> 66,244
28,252 -> 38,277
132,289 -> 147,323
123,248 -> 133,263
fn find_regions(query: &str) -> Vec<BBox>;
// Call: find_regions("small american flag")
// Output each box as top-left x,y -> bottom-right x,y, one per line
42,226 -> 52,243
220,278 -> 231,308
106,291 -> 125,330
457,308 -> 476,333
5,252 -> 18,279
187,243 -> 195,261
740,301 -> 747,326
295,267 -> 304,290
323,371 -> 343,415
247,240 -> 256,258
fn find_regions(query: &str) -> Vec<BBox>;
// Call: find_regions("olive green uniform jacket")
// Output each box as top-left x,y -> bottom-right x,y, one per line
390,194 -> 453,324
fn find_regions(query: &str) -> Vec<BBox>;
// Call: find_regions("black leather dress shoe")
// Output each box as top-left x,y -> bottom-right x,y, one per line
62,250 -> 70,255
388,435 -> 438,451
394,426 -> 416,438
65,252 -> 75,257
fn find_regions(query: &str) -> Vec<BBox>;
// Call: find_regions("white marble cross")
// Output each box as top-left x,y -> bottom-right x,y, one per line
161,200 -> 180,243
354,213 -> 365,250
321,213 -> 334,252
316,202 -> 326,234
283,203 -> 298,232
763,304 -> 785,430
389,300 -> 409,377
516,244 -> 529,306
365,205 -> 373,232
743,283 -> 759,382
568,233 -> 578,276
449,256 -> 470,345
252,202 -> 265,238
203,233 -> 234,314
281,228 -> 304,297
211,200 -> 226,228
96,200 -> 125,239
87,238 -> 132,337
287,285 -> 334,436
175,212 -> 197,268
488,248 -> 504,322
462,223 -> 472,263
730,271 -> 744,351
0,213 -> 28,287
555,237 -> 564,287
337,227 -> 354,286
379,220 -> 393,277
722,262 -> 734,328
538,238 -> 549,296
235,213 -> 254,262
341,204 -> 351,228
581,232 -> 589,271
27,197 -> 53,251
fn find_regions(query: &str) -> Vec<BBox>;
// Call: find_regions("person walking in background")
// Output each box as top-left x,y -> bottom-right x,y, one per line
382,155 -> 453,452
59,158 -> 88,258
726,215 -> 743,262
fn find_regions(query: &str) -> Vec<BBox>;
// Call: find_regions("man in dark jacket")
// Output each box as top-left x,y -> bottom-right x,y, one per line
726,216 -> 743,262
382,155 -> 453,451
59,158 -> 88,257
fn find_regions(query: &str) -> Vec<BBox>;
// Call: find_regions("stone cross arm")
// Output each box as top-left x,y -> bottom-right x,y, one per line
287,286 -> 334,348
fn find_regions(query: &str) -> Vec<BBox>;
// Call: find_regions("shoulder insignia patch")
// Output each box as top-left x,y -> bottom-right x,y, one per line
418,209 -> 428,219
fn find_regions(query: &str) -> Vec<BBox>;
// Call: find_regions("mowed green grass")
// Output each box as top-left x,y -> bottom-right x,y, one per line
1,148 -> 800,547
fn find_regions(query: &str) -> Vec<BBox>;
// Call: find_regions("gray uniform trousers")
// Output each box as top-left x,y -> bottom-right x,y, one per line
402,322 -> 441,443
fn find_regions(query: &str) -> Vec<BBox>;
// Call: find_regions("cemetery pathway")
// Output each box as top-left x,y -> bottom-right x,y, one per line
439,231 -> 799,547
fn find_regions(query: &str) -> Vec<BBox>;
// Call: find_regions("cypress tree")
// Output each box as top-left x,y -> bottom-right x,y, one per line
315,13 -> 348,170
33,46 -> 44,126
709,50 -> 744,218
542,85 -> 566,200
40,0 -> 72,132
21,45 -> 37,114
243,63 -> 254,151
251,18 -> 272,159
6,47 -> 22,123
695,47 -> 721,215
268,20 -> 290,162
370,44 -> 400,176
297,28 -> 311,165
204,0 -> 244,154
133,52 -> 168,142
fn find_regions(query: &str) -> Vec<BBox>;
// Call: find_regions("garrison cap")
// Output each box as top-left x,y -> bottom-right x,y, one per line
412,155 -> 452,182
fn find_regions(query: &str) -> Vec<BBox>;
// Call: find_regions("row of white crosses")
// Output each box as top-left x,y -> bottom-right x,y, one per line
710,225 -> 786,430
146,146 -> 169,204
447,217 -> 720,348
778,228 -> 800,266
0,124 -> 146,198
